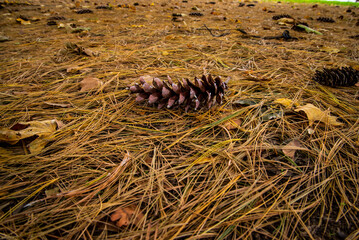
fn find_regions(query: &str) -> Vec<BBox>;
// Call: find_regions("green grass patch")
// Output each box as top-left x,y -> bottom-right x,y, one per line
264,0 -> 359,6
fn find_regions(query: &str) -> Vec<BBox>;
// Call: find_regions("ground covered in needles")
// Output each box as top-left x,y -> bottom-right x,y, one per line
0,0 -> 359,239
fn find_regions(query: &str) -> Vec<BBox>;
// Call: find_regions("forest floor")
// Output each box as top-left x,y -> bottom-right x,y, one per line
1,0 -> 359,239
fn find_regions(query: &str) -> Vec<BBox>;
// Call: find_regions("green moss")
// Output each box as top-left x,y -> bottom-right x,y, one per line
263,0 -> 359,6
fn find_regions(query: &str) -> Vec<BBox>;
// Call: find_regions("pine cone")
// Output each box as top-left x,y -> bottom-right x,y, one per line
96,5 -> 112,10
47,16 -> 66,21
312,67 -> 359,87
75,9 -> 93,14
128,75 -> 229,111
272,14 -> 293,20
189,12 -> 204,17
317,17 -> 335,23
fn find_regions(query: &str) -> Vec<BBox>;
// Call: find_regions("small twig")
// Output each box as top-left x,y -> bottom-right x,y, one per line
202,24 -> 230,37
196,26 -> 262,38
235,28 -> 248,35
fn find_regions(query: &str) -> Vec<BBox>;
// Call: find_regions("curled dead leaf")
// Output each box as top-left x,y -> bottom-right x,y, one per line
282,139 -> 303,159
80,77 -> 103,92
110,205 -> 144,227
295,104 -> 343,126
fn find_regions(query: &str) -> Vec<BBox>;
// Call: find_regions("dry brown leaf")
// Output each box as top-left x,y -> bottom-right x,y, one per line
80,77 -> 103,92
221,119 -> 242,130
0,119 -> 61,154
282,139 -> 302,159
110,205 -> 144,227
295,104 -> 343,126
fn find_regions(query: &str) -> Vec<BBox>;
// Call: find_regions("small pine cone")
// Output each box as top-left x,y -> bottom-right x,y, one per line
317,17 -> 335,23
47,16 -> 66,21
128,75 -> 229,112
189,12 -> 204,17
272,14 -> 293,20
75,9 -> 93,14
312,67 -> 359,87
96,5 -> 112,10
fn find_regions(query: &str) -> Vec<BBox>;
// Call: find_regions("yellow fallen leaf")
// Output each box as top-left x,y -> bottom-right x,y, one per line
321,46 -> 340,54
295,104 -> 343,126
277,18 -> 294,26
161,51 -> 169,56
16,18 -> 31,25
80,77 -> 103,92
29,138 -> 51,154
273,98 -> 297,108
0,119 -> 60,154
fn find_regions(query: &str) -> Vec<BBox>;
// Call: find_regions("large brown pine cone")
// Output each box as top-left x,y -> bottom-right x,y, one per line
312,67 -> 359,87
128,75 -> 229,111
